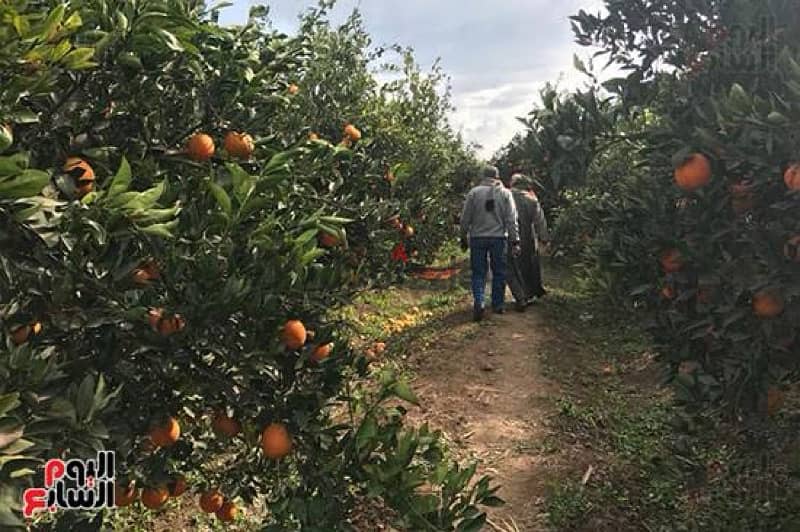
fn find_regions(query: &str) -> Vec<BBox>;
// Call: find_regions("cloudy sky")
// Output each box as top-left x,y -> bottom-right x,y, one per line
219,1 -> 610,159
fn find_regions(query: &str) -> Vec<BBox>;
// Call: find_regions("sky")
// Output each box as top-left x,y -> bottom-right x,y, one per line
218,0 -> 611,159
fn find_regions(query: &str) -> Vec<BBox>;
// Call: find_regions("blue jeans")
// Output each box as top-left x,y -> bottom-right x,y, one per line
469,237 -> 507,311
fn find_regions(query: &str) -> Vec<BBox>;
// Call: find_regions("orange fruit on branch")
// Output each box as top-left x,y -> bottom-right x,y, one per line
185,133 -> 215,162
167,475 -> 187,497
311,343 -> 333,362
141,486 -> 169,509
674,153 -> 712,191
148,416 -> 181,447
282,319 -> 307,350
64,157 -> 95,198
114,481 -> 139,507
318,231 -> 339,248
216,500 -> 238,522
132,259 -> 160,285
659,248 -> 685,273
308,132 -> 319,141
402,225 -> 415,238
343,124 -> 362,141
211,412 -> 241,438
784,162 -> 800,190
9,322 -> 40,345
199,489 -> 224,513
223,131 -> 255,160
661,285 -> 676,300
752,289 -> 784,318
288,83 -> 299,95
261,422 -> 292,459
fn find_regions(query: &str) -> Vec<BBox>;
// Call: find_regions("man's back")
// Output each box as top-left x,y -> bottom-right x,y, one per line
460,179 -> 519,242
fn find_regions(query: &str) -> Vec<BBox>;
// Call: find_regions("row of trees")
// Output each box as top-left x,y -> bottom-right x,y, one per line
0,1 -> 494,529
494,0 -> 800,416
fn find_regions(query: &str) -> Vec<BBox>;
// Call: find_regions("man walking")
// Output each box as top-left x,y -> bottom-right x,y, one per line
460,165 -> 521,322
506,173 -> 550,311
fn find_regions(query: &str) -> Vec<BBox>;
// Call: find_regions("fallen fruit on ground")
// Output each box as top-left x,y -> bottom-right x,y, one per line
114,481 -> 139,507
167,475 -> 187,497
141,486 -> 169,509
199,490 -> 224,513
216,501 -> 238,522
261,422 -> 292,459
311,343 -> 333,362
211,412 -> 241,437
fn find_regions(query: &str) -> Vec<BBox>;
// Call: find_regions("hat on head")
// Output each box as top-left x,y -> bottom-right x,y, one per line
482,165 -> 499,179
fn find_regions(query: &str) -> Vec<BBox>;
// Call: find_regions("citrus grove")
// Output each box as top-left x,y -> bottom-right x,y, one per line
0,1 -> 497,530
495,0 -> 800,417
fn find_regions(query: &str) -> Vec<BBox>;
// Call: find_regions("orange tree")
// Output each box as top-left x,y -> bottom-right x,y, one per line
567,0 -> 800,415
0,1 -> 496,530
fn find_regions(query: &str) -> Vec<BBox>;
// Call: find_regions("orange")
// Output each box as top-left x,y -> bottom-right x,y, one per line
64,157 -> 95,198
282,319 -> 307,350
674,153 -> 712,191
288,83 -> 299,95
186,133 -> 215,162
385,169 -> 395,183
167,475 -> 187,497
157,314 -> 186,336
114,481 -> 139,507
211,412 -> 241,438
260,422 -> 292,459
141,486 -> 169,509
752,289 -> 784,318
318,231 -> 339,248
373,341 -> 386,354
199,489 -> 224,513
149,416 -> 181,447
9,324 -> 31,345
308,132 -> 319,141
339,137 -> 352,148
767,388 -> 784,416
311,343 -> 333,362
223,131 -> 254,160
132,259 -> 160,285
343,124 -> 362,141
659,248 -> 684,273
403,225 -> 415,238
216,500 -> 238,522
784,162 -> 800,190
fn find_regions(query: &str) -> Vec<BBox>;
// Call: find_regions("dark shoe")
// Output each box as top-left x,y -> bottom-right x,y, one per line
493,306 -> 505,315
473,307 -> 484,322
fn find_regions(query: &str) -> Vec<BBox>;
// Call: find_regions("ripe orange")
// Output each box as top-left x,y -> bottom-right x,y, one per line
149,416 -> 181,447
167,475 -> 187,497
114,481 -> 139,507
148,308 -> 185,336
9,324 -> 31,345
282,319 -> 307,350
288,83 -> 299,95
784,162 -> 800,190
199,489 -> 224,513
318,231 -> 339,248
343,124 -> 362,141
64,157 -> 95,198
311,343 -> 333,362
132,259 -> 160,285
767,387 -> 784,416
308,132 -> 319,141
216,501 -> 238,522
373,341 -> 386,354
223,131 -> 255,160
261,422 -> 292,459
752,289 -> 784,318
186,133 -> 215,162
659,248 -> 684,273
674,153 -> 712,191
211,412 -> 241,438
402,225 -> 415,238
784,235 -> 800,262
141,486 -> 169,509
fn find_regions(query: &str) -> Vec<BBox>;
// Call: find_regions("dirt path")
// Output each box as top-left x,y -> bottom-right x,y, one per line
406,296 -> 573,531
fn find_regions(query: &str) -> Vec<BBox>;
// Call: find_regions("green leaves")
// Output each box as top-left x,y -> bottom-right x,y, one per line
107,156 -> 131,197
0,168 -> 49,199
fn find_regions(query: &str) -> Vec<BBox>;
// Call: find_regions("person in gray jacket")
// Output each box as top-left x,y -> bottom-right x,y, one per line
460,165 -> 521,322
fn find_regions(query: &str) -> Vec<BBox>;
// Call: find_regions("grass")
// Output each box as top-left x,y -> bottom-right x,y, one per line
537,261 -> 800,532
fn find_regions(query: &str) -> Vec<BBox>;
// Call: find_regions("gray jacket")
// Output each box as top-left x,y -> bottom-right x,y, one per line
460,178 -> 520,242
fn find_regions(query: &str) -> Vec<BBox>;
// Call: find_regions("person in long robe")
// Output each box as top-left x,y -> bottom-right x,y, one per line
505,173 -> 550,310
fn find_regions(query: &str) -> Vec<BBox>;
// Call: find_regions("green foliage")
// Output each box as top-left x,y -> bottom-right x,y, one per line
0,0 -> 488,529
